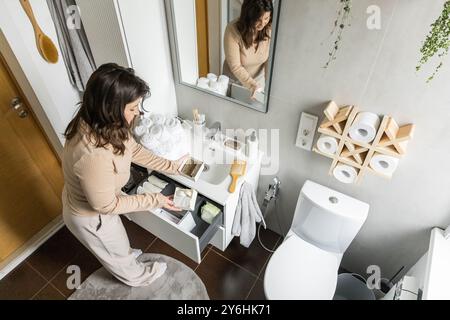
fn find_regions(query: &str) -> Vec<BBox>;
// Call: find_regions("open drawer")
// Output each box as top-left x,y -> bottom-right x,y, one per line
126,169 -> 224,264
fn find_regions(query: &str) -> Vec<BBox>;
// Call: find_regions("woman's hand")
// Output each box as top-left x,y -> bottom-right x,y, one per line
162,195 -> 182,212
250,85 -> 263,101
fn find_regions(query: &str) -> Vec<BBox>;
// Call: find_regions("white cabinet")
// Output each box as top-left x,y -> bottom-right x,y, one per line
125,153 -> 262,264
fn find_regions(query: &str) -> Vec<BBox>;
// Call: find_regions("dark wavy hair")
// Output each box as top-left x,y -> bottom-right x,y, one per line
64,63 -> 150,155
236,0 -> 273,50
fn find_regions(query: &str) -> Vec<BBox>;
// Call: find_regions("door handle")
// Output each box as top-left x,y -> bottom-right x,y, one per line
11,97 -> 23,109
10,97 -> 28,118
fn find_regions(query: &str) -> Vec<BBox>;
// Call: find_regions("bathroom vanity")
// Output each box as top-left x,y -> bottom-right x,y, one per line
125,132 -> 262,264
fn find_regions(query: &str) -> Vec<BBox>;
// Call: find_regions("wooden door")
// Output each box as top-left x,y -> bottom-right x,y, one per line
0,55 -> 63,264
196,0 -> 210,77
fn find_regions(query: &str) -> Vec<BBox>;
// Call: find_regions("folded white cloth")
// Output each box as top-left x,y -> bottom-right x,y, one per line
232,182 -> 266,248
141,182 -> 163,194
147,176 -> 169,190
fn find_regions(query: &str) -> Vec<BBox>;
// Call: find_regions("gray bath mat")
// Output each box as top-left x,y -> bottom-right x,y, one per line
69,254 -> 209,300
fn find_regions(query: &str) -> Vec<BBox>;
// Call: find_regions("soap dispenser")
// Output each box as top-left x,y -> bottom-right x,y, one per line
245,131 -> 259,161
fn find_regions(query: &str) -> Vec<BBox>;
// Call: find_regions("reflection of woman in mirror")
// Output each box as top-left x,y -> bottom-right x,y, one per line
223,0 -> 273,99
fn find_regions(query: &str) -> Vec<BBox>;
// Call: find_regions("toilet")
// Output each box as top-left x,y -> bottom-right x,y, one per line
264,180 -> 369,300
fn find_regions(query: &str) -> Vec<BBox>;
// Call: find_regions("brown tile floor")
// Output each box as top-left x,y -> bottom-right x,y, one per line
0,217 -> 282,300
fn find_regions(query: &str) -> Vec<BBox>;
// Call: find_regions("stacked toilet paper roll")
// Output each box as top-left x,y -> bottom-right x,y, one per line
370,153 -> 399,176
333,164 -> 358,184
349,112 -> 381,144
317,134 -> 339,155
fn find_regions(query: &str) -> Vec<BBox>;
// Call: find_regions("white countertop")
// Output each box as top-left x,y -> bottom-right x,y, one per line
164,129 -> 262,205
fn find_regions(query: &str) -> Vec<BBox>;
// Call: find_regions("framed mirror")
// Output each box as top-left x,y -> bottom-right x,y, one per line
165,0 -> 281,113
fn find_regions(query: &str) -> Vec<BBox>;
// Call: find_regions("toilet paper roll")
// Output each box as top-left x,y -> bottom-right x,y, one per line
349,112 -> 381,144
333,164 -> 358,184
370,154 -> 399,176
317,134 -> 339,155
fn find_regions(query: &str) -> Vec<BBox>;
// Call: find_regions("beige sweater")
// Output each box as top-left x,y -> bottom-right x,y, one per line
62,123 -> 179,217
223,21 -> 271,89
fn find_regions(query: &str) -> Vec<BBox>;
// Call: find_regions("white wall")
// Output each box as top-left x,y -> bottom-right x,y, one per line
117,0 -> 178,116
0,0 -> 81,146
175,0 -> 450,279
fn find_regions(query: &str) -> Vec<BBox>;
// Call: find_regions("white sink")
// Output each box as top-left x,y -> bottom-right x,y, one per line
200,163 -> 231,186
197,145 -> 232,186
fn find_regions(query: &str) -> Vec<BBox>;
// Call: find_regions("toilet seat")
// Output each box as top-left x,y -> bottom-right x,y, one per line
264,234 -> 339,300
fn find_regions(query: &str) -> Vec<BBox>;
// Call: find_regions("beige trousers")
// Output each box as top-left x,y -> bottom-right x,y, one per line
63,210 -> 166,287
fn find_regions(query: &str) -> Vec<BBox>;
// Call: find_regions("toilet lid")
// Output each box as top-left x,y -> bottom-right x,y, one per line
264,235 -> 339,300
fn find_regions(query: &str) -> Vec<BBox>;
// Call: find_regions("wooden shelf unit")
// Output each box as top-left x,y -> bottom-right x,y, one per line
313,101 -> 415,184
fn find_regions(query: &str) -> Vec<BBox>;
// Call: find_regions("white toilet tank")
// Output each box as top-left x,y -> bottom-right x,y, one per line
290,181 -> 369,254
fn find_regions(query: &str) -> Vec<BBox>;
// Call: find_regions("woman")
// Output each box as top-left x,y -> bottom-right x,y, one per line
62,63 -> 187,287
223,0 -> 273,99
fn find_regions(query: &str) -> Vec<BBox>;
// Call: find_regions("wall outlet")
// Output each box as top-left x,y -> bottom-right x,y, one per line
296,113 -> 319,151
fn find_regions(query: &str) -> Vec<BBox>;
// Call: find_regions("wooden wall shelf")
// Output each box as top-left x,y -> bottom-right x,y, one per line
313,101 -> 415,184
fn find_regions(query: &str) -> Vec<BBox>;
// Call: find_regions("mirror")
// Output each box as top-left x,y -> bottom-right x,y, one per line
166,0 -> 281,113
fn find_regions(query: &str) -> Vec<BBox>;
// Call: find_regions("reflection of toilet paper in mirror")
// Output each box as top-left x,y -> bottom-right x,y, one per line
333,164 -> 358,184
317,134 -> 339,155
370,154 -> 399,176
349,112 -> 381,144
207,73 -> 217,82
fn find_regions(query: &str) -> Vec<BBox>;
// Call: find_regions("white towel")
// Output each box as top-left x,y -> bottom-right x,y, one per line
141,133 -> 159,150
150,114 -> 166,126
232,182 -> 266,248
140,118 -> 153,128
142,182 -> 163,194
147,176 -> 168,190
133,125 -> 147,138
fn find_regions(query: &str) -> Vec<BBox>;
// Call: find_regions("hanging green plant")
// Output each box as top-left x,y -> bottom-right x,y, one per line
324,0 -> 353,68
417,0 -> 450,82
